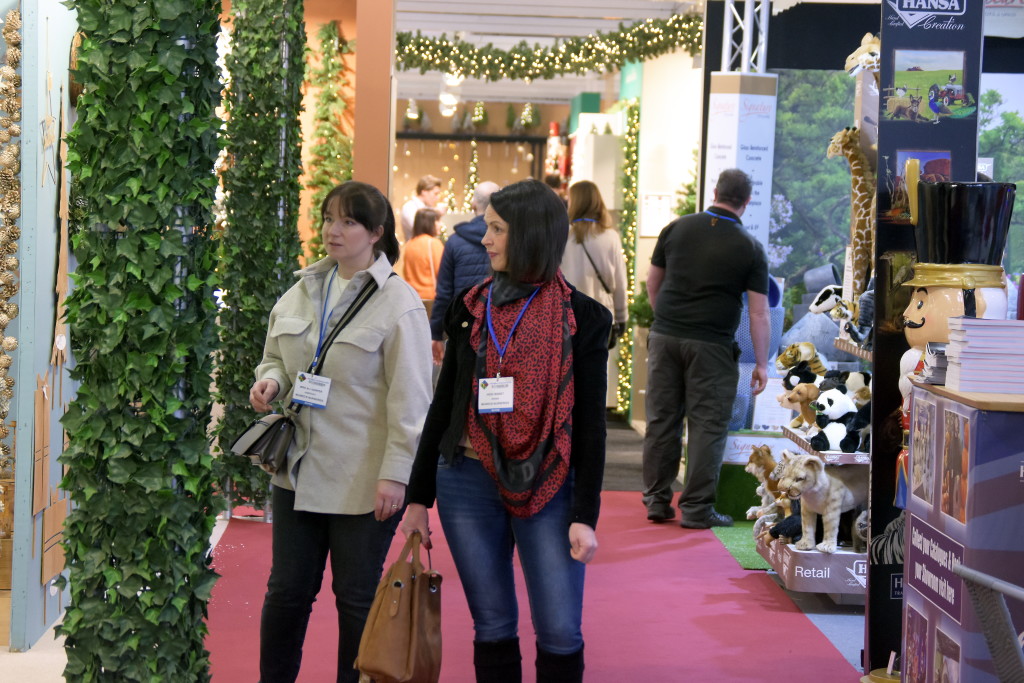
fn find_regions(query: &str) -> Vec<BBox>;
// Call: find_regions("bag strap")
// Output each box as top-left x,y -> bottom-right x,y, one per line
395,531 -> 431,571
286,272 -> 393,415
580,241 -> 612,295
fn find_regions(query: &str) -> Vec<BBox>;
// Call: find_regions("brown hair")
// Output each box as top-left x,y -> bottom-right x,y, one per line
567,180 -> 612,243
320,181 -> 400,265
412,208 -> 439,237
416,175 -> 443,195
489,179 -> 568,283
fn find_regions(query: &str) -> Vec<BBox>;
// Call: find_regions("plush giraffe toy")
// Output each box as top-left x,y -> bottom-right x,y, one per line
844,33 -> 880,82
827,126 -> 876,302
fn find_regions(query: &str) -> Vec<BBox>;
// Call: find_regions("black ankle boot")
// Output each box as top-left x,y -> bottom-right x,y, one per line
536,643 -> 584,683
473,637 -> 522,683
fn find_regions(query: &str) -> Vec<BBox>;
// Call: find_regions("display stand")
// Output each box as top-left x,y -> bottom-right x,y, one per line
756,425 -> 869,599
834,337 -> 873,363
903,382 -> 1024,682
756,536 -> 867,598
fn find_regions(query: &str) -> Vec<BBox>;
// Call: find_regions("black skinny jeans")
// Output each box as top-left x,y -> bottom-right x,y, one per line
259,485 -> 401,683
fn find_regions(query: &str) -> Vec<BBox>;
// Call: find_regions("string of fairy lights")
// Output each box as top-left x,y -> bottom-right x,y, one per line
395,14 -> 703,82
394,14 -> 669,414
616,101 -> 640,414
461,140 -> 479,213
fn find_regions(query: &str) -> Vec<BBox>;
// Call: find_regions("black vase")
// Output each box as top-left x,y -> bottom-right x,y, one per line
915,181 -> 1016,265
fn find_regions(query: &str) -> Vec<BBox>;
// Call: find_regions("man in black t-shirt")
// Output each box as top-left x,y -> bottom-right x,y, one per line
642,169 -> 770,528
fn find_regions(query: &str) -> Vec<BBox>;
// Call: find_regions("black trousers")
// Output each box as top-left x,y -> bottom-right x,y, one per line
259,485 -> 401,683
641,331 -> 739,519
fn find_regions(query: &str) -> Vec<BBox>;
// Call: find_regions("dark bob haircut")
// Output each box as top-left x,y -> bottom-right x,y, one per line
320,181 -> 400,265
489,179 -> 569,283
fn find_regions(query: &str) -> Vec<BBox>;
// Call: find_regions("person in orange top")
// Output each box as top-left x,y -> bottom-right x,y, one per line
402,208 -> 445,309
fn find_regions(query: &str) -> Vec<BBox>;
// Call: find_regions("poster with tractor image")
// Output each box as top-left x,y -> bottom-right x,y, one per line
885,49 -> 977,123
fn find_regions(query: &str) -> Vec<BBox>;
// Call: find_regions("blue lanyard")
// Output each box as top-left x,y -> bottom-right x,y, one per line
705,210 -> 738,224
572,218 -> 597,223
313,266 -> 339,366
486,283 -> 540,376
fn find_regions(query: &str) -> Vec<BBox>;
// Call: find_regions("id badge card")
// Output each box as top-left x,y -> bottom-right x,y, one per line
292,372 -> 331,409
478,376 -> 514,414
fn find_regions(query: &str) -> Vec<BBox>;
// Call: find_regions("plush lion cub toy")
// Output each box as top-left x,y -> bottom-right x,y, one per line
776,452 -> 868,554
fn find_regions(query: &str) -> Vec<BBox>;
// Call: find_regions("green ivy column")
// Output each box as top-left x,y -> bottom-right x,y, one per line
58,1 -> 222,680
617,101 -> 640,416
305,21 -> 353,262
215,0 -> 306,509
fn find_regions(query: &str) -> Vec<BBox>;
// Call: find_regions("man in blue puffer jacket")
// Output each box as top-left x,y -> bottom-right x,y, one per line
430,180 -> 500,364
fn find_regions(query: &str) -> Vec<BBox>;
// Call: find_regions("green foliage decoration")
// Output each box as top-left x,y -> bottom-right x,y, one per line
617,100 -> 640,415
769,69 -> 855,282
396,14 -> 703,81
305,21 -> 354,262
58,0 -> 222,679
674,150 -> 700,217
978,89 -> 1024,275
214,0 -> 306,509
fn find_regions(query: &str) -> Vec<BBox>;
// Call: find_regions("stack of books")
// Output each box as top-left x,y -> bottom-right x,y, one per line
944,317 -> 1024,393
919,341 -> 948,384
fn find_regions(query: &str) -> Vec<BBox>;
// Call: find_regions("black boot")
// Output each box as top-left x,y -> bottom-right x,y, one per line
536,643 -> 584,683
473,637 -> 522,683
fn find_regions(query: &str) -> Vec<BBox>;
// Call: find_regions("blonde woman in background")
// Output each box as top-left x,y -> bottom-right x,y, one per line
561,180 -> 627,407
402,208 -> 445,317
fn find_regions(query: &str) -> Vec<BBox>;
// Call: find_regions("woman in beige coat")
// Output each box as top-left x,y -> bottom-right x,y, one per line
560,180 -> 628,406
249,181 -> 432,683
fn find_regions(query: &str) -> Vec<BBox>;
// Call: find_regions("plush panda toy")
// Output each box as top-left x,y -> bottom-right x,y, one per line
809,385 -> 868,453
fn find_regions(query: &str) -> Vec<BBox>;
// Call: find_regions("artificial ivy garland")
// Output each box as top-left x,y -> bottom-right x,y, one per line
58,1 -> 222,679
305,21 -> 354,262
214,0 -> 306,510
396,14 -> 703,81
617,101 -> 640,415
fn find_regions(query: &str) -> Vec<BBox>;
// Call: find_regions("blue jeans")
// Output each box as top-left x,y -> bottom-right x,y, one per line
436,455 -> 585,654
260,486 -> 401,683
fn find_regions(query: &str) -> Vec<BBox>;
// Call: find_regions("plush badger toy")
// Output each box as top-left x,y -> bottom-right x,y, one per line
809,386 -> 870,453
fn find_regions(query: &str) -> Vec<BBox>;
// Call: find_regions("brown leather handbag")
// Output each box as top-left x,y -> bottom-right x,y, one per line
355,531 -> 442,683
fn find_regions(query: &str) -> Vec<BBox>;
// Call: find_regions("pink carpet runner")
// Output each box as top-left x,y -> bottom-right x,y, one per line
207,491 -> 859,682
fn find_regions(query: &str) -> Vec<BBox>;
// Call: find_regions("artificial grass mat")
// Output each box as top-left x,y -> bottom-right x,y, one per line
712,521 -> 771,570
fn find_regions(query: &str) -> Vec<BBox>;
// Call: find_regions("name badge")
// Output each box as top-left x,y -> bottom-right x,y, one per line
292,373 -> 331,409
478,376 -> 514,413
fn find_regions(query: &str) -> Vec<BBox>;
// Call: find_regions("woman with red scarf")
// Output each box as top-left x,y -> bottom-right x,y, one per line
403,179 -> 611,682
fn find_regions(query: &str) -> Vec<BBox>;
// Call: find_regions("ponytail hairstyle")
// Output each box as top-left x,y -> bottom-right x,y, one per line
567,180 -> 612,244
321,181 -> 400,264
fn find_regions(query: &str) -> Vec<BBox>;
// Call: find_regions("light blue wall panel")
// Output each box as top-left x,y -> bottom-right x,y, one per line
9,0 -> 77,651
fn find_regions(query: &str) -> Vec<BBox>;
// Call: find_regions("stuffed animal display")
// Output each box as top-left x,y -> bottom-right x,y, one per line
777,382 -> 821,431
744,446 -> 792,535
809,284 -> 874,348
809,386 -> 870,453
775,452 -> 869,554
775,342 -> 828,376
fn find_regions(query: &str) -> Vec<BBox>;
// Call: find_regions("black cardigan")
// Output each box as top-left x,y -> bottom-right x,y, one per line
407,284 -> 612,529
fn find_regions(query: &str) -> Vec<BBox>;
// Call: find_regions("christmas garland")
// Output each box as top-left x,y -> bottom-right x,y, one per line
616,101 -> 640,415
305,21 -> 354,262
396,14 -> 703,82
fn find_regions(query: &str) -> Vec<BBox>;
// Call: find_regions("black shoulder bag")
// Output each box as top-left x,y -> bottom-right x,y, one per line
230,275 -> 384,474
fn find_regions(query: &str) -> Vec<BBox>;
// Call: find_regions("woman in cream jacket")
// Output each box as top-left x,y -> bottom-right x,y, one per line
249,181 -> 432,683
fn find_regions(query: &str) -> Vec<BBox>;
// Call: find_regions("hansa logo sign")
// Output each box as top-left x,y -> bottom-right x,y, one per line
888,0 -> 967,28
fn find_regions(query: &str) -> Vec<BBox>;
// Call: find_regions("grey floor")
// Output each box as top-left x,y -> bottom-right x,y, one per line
603,413 -> 866,671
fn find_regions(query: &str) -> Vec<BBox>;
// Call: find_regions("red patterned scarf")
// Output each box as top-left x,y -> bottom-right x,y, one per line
464,273 -> 576,517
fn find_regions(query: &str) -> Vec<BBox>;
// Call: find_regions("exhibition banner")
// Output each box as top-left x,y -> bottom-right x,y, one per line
704,73 -> 777,250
